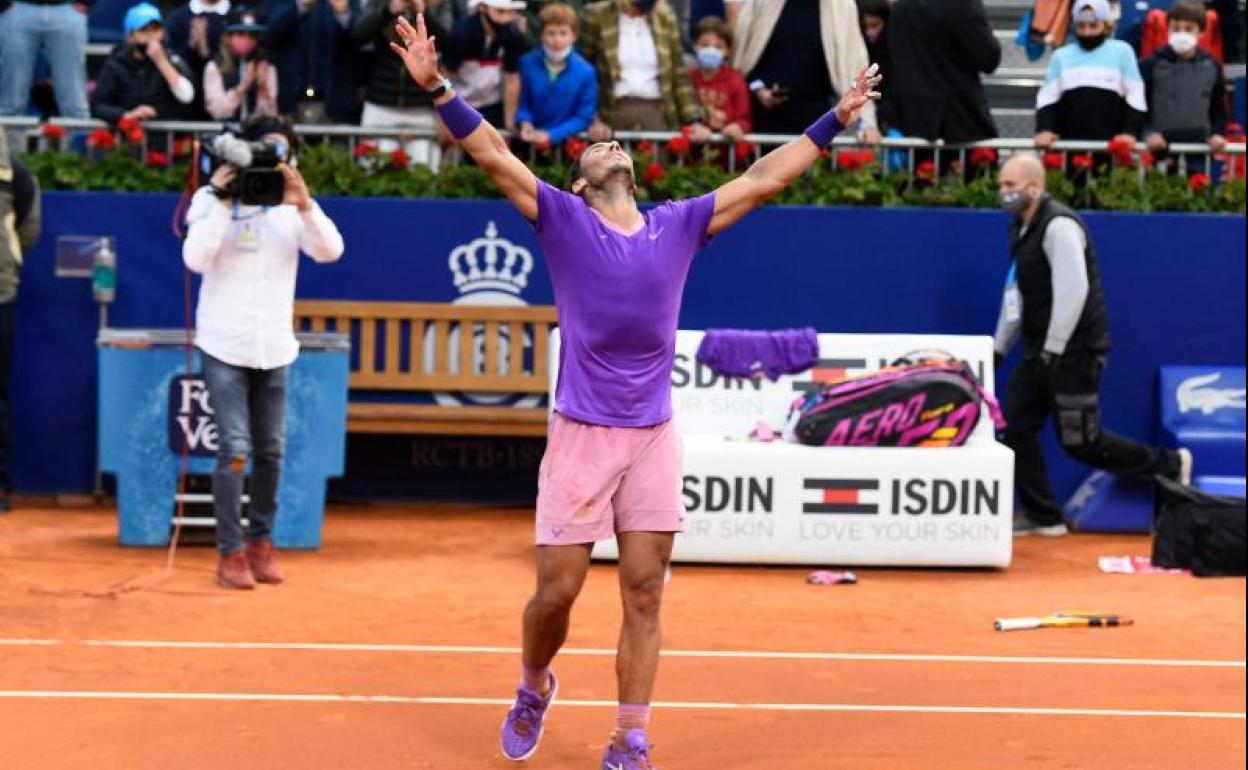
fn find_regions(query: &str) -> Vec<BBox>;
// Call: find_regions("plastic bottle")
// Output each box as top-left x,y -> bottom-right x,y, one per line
92,238 -> 116,304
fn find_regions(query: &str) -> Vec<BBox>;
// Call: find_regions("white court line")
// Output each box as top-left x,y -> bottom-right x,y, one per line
0,638 -> 1243,669
0,690 -> 1242,719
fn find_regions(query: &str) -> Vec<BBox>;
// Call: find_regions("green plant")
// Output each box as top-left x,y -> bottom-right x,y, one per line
23,139 -> 1246,215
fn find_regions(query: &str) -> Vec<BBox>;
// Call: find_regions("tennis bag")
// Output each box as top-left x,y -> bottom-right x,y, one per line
791,356 -> 1005,447
1152,476 -> 1247,577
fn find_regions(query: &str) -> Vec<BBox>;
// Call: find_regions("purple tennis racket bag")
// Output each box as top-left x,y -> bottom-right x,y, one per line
792,355 -> 1005,447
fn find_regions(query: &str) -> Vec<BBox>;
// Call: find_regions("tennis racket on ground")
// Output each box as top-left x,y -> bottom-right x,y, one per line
994,611 -> 1133,632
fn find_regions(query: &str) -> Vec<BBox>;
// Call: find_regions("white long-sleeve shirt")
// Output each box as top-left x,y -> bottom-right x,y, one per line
994,216 -> 1090,356
182,187 -> 344,369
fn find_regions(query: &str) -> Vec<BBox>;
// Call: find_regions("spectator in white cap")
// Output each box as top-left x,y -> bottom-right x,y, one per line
1034,0 -> 1146,150
442,0 -> 530,129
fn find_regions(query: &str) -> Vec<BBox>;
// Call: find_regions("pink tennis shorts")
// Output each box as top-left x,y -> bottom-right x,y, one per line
535,412 -> 687,546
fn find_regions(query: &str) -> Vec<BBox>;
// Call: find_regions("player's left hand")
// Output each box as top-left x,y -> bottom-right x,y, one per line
834,63 -> 882,125
281,163 -> 313,212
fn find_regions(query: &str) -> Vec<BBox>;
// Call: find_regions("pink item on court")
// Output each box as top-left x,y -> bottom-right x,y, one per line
535,413 -> 686,546
1097,556 -> 1189,575
807,570 -> 859,585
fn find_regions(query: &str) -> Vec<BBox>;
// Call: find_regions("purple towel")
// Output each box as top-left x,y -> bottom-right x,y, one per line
696,328 -> 819,381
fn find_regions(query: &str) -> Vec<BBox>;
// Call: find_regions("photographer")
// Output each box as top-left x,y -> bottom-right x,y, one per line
182,116 -> 344,590
91,3 -> 197,125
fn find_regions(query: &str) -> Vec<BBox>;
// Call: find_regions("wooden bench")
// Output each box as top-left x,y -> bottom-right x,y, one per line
294,300 -> 559,437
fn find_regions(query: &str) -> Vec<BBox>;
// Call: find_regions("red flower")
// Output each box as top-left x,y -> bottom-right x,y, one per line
819,148 -> 831,160
172,137 -> 193,158
41,123 -> 67,140
635,139 -> 655,155
354,142 -> 379,158
564,137 -> 588,162
666,132 -> 691,155
1107,136 -> 1134,165
87,128 -> 117,150
1140,151 -> 1155,168
125,126 -> 144,144
642,161 -> 665,184
836,149 -> 863,171
1189,173 -> 1211,192
916,159 -> 936,180
1225,122 -> 1245,142
145,150 -> 169,168
856,149 -> 877,167
117,116 -> 140,134
1042,151 -> 1064,170
1071,153 -> 1094,170
390,149 -> 411,168
733,140 -> 756,164
970,147 -> 998,167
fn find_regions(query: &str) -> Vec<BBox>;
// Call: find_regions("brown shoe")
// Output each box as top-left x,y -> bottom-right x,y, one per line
217,551 -> 256,590
245,538 -> 284,585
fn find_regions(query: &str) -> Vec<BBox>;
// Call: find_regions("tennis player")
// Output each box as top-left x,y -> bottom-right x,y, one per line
391,14 -> 880,769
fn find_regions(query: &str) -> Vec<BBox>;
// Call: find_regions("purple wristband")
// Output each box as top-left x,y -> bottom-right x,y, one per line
804,110 -> 845,149
436,94 -> 483,140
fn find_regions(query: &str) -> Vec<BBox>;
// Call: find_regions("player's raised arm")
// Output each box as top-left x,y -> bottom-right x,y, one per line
391,13 -> 538,222
707,64 -> 881,236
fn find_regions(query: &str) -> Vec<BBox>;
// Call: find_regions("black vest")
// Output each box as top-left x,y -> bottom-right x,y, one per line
1008,196 -> 1110,354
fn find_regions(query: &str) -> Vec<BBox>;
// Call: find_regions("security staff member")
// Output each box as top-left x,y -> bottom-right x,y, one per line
994,153 -> 1189,536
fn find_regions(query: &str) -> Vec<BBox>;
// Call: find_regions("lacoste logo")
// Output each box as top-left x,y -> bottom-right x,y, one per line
1177,372 -> 1246,415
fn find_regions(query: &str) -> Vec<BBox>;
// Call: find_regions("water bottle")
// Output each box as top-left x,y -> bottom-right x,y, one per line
92,238 -> 116,304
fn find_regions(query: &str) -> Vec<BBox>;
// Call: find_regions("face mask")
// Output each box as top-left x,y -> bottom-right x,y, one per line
865,28 -> 882,43
1076,33 -> 1106,51
696,47 -> 724,70
230,37 -> 258,58
1169,31 -> 1198,55
631,0 -> 657,12
999,189 -> 1030,213
543,44 -> 570,63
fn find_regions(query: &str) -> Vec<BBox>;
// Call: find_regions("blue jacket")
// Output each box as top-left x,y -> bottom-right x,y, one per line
515,49 -> 597,144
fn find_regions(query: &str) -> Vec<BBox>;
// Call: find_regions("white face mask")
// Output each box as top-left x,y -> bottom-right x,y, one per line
1169,31 -> 1199,54
543,44 -> 570,63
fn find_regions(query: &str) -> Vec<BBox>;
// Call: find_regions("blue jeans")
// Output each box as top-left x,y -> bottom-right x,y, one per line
0,2 -> 89,118
202,352 -> 287,555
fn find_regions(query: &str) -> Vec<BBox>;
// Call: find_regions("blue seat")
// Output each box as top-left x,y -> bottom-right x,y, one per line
89,0 -> 132,44
1159,366 -> 1245,477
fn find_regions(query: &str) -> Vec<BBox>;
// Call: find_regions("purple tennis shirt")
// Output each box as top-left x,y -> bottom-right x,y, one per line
533,181 -> 716,427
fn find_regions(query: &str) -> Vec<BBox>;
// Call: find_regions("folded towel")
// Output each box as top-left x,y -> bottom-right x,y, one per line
696,328 -> 819,381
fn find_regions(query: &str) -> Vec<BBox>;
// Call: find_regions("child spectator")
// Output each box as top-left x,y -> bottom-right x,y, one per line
166,0 -> 232,120
515,2 -> 597,148
688,15 -> 750,140
1141,0 -> 1228,164
92,3 -> 197,124
204,7 -> 279,120
1034,0 -> 1145,148
442,0 -> 529,129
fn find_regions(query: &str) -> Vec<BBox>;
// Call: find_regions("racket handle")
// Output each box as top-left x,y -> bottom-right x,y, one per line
994,617 -> 1040,632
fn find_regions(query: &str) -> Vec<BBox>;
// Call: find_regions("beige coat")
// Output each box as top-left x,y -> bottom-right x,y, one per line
732,0 -> 877,129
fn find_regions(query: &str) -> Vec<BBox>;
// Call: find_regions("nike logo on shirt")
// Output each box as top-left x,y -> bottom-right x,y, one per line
648,227 -> 665,241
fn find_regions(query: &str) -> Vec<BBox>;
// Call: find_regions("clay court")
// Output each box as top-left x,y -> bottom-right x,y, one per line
1,504 -> 1244,770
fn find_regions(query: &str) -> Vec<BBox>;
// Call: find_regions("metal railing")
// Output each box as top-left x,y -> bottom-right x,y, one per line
4,115 -> 1243,184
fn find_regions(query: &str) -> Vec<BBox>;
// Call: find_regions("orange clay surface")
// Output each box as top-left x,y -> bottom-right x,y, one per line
1,504 -> 1244,770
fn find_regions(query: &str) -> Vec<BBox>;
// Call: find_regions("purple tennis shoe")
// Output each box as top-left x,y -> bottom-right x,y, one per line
499,672 -> 558,761
601,729 -> 658,770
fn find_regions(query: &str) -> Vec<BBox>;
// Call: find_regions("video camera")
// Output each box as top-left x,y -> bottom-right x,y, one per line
201,132 -> 287,207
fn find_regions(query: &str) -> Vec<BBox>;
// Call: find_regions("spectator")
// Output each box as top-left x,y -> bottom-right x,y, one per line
520,0 -> 584,46
260,0 -> 306,115
0,131 -> 41,514
353,0 -> 448,166
579,0 -> 709,142
688,15 -> 750,140
442,0 -> 528,129
295,0 -> 366,124
516,2 -> 597,148
855,0 -> 893,131
204,7 -> 279,121
91,3 -> 197,124
888,0 -> 999,144
182,114 -> 344,589
0,0 -> 90,119
733,0 -> 879,142
1034,0 -> 1145,149
166,0 -> 232,120
1141,0 -> 1228,168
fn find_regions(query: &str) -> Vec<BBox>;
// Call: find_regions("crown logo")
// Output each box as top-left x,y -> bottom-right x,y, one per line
448,221 -> 534,296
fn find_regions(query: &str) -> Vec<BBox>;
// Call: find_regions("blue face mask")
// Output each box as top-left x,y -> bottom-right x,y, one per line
696,47 -> 724,70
